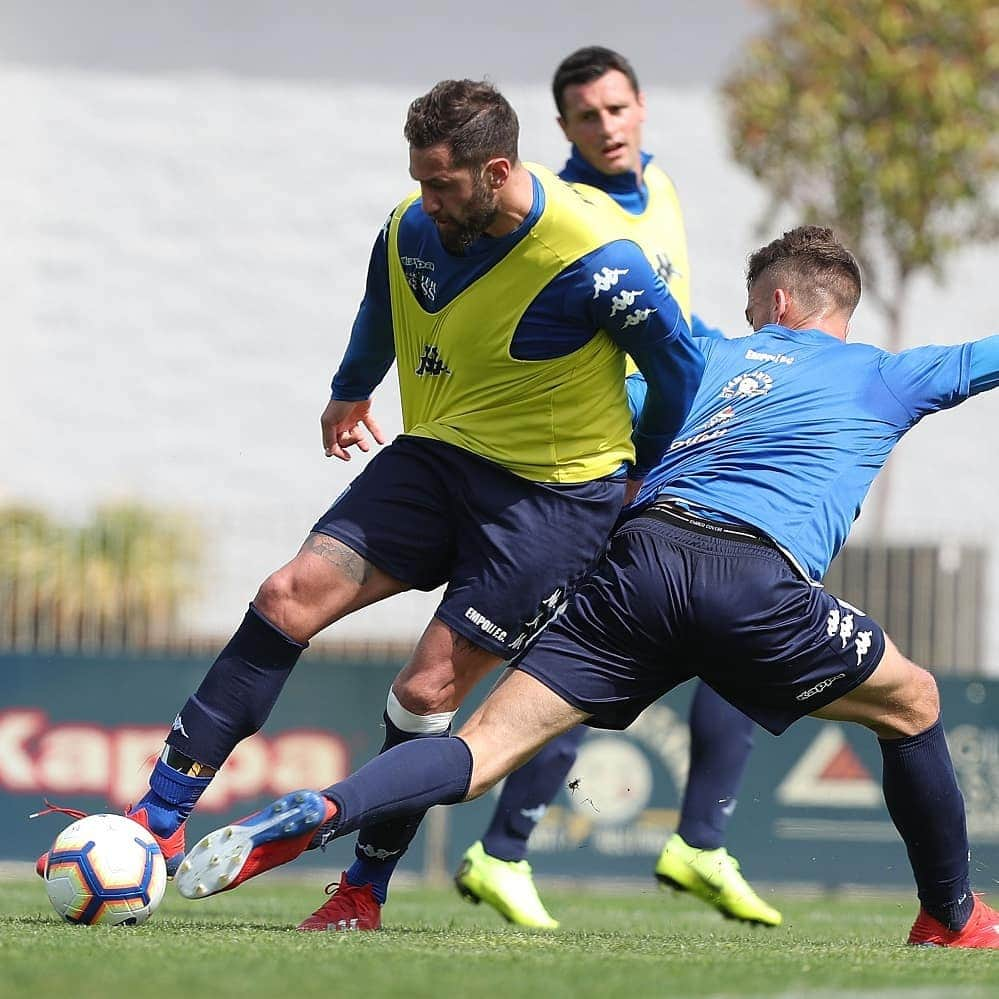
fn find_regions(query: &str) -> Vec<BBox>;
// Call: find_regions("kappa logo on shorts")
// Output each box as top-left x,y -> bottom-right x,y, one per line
415,345 -> 451,376
795,673 -> 847,701
509,587 -> 568,652
826,601 -> 875,666
854,630 -> 874,666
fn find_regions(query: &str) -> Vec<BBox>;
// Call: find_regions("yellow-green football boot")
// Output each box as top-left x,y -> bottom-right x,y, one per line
654,833 -> 782,927
454,841 -> 558,929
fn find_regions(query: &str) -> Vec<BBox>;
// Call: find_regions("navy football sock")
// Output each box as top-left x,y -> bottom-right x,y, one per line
879,718 -> 972,931
165,604 -> 306,770
134,759 -> 212,838
676,683 -> 755,850
344,715 -> 452,904
318,735 -> 474,901
482,725 -> 587,862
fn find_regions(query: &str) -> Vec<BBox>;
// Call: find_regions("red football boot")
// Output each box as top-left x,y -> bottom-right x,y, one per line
297,871 -> 382,932
125,805 -> 187,877
33,801 -> 187,879
176,789 -> 337,899
908,895 -> 999,948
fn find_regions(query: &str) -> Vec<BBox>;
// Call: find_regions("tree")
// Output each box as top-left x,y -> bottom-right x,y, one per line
723,0 -> 998,526
0,503 -> 201,651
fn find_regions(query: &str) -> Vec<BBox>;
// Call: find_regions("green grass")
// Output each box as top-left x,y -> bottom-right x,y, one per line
2,875 -> 997,998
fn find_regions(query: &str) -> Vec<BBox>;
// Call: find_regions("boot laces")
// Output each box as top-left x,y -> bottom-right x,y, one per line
28,799 -> 89,821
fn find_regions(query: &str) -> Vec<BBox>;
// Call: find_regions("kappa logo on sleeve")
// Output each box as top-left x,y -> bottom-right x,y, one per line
592,266 -> 629,297
654,251 -> 682,285
621,307 -> 657,328
609,288 -> 645,317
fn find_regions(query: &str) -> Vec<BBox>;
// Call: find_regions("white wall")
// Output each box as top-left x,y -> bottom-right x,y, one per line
2,66 -> 997,665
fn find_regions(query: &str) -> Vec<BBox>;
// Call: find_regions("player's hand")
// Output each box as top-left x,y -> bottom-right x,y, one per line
624,477 -> 644,506
320,398 -> 386,461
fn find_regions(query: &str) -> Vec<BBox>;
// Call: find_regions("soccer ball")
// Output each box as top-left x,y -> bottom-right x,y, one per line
43,814 -> 167,926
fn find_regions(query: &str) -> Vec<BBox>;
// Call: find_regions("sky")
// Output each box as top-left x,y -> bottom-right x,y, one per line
0,0 -> 767,87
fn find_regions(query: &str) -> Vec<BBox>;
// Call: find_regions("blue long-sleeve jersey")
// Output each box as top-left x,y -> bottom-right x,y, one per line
626,327 -> 999,580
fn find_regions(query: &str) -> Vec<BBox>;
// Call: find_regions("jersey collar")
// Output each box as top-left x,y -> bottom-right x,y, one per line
756,324 -> 842,344
559,147 -> 653,215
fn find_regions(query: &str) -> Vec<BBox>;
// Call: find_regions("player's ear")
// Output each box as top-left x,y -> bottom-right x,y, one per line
485,157 -> 511,191
556,115 -> 571,142
637,90 -> 647,122
772,288 -> 790,325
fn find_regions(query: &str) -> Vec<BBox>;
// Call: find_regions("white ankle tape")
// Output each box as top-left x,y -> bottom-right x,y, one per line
386,689 -> 456,735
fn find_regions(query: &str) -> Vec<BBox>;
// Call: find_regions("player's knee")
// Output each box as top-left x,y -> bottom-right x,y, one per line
876,661 -> 940,738
901,663 -> 940,732
384,688 -> 455,738
252,570 -> 295,620
391,676 -> 452,717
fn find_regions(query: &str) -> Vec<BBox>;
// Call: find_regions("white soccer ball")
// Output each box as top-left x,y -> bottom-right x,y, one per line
43,813 -> 167,926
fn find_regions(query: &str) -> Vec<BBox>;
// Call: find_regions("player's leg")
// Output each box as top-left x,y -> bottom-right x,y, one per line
124,439 -> 452,874
176,523 -> 681,916
480,726 -> 589,863
335,618 -> 503,918
654,682 -> 780,926
175,668 -> 589,904
455,725 -> 588,928
330,459 -> 626,927
692,549 -> 996,949
129,534 -> 407,868
677,683 -> 755,850
811,636 -> 998,948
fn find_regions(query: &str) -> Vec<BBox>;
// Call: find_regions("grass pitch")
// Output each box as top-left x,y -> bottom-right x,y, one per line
2,873 -> 998,998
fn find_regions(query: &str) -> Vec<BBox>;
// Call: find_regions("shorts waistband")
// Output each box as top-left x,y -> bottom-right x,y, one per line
639,500 -> 778,549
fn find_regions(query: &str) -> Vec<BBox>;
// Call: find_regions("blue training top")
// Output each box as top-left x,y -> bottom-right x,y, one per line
630,324 -> 999,581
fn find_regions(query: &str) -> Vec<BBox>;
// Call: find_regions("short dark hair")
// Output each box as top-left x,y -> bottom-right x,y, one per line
747,225 -> 862,315
552,46 -> 641,117
404,79 -> 519,168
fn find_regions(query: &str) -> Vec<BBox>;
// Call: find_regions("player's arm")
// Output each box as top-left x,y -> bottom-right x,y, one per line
968,336 -> 999,394
323,221 -> 397,460
589,240 -> 704,479
877,335 -> 999,423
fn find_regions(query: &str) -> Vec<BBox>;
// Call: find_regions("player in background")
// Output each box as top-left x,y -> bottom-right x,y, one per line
177,225 -> 999,949
453,46 -> 779,930
37,79 -> 703,933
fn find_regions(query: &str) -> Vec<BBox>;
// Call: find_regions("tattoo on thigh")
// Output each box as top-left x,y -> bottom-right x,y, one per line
453,633 -> 483,656
303,533 -> 373,585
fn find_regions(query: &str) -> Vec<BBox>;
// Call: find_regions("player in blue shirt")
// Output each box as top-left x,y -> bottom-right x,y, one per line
453,45 -> 777,931
176,224 -> 999,948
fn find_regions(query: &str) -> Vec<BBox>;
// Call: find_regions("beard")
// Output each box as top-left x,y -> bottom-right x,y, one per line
437,176 -> 499,253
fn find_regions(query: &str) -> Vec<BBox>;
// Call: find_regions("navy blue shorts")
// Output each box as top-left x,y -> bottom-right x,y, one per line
516,505 -> 886,734
313,435 -> 625,658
